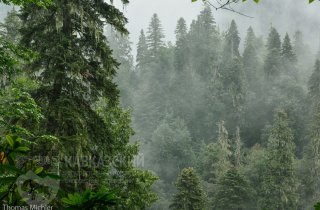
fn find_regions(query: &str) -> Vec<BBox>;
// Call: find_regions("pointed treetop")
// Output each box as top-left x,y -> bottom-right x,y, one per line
282,33 -> 296,62
146,13 -> 165,58
136,29 -> 149,66
224,19 -> 240,58
267,27 -> 281,50
175,18 -> 188,41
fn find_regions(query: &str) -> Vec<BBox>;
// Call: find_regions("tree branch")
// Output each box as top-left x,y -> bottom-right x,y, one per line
205,0 -> 254,18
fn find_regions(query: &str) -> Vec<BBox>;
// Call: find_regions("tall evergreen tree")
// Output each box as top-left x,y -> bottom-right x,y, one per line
264,27 -> 282,78
308,59 -> 320,105
19,1 -> 156,207
223,19 -> 240,60
170,167 -> 207,210
260,109 -> 298,210
0,7 -> 21,43
282,33 -> 296,62
300,104 -> 320,210
242,26 -> 260,89
106,26 -> 135,108
174,17 -> 189,72
281,33 -> 298,79
198,121 -> 232,184
213,167 -> 250,210
188,6 -> 220,80
146,13 -> 165,59
136,29 -> 149,68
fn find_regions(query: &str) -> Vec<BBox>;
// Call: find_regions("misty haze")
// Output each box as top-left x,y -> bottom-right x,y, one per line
0,0 -> 320,210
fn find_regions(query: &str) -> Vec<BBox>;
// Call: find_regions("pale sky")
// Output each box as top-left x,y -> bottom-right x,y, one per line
118,0 -> 320,54
1,1 -> 320,53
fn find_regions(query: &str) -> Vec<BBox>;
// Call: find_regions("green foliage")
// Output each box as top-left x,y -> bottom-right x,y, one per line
147,14 -> 165,59
308,60 -> 320,105
170,167 -> 207,210
148,115 -> 195,185
0,0 -> 52,7
61,189 -> 117,210
260,109 -> 298,210
213,167 -> 251,210
264,27 -> 282,78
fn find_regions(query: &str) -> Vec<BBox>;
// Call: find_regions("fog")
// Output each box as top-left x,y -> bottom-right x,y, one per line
1,1 -> 320,209
117,0 -> 320,53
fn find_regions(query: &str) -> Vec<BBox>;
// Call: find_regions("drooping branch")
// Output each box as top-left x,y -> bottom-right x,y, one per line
205,0 -> 254,18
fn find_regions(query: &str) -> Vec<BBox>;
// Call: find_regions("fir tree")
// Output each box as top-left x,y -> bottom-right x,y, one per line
264,27 -> 282,78
147,13 -> 165,59
300,104 -> 320,210
260,109 -> 298,210
213,167 -> 250,210
106,26 -> 135,108
170,167 -> 207,210
189,6 -> 220,80
174,17 -> 189,72
136,29 -> 149,68
282,33 -> 296,62
223,19 -> 240,60
198,121 -> 232,184
308,59 -> 320,105
20,1 -> 157,207
0,7 -> 21,43
242,26 -> 261,90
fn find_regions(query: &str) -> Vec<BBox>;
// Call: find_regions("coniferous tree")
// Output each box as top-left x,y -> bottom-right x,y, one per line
19,1 -> 157,207
242,26 -> 260,90
308,59 -> 320,105
170,167 -> 207,210
281,33 -> 298,78
223,19 -> 240,60
264,27 -> 282,78
0,7 -> 21,43
189,6 -> 220,80
174,17 -> 189,72
260,109 -> 298,210
282,33 -> 296,62
213,167 -> 250,210
198,121 -> 232,184
106,27 -> 135,108
136,29 -> 149,69
300,104 -> 320,210
147,13 -> 165,59
148,115 -> 194,187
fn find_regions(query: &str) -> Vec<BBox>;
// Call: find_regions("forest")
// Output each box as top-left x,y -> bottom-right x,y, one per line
0,0 -> 320,210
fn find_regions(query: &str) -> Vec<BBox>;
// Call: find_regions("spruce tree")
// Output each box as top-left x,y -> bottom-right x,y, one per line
174,17 -> 189,72
260,109 -> 298,210
282,33 -> 296,62
136,29 -> 149,68
242,26 -> 261,90
146,13 -> 165,59
213,167 -> 250,210
264,27 -> 282,78
106,27 -> 135,108
170,167 -> 207,210
300,104 -> 320,210
0,7 -> 21,43
198,121 -> 232,184
223,19 -> 240,60
308,59 -> 320,105
19,1 -> 157,207
188,6 -> 220,80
